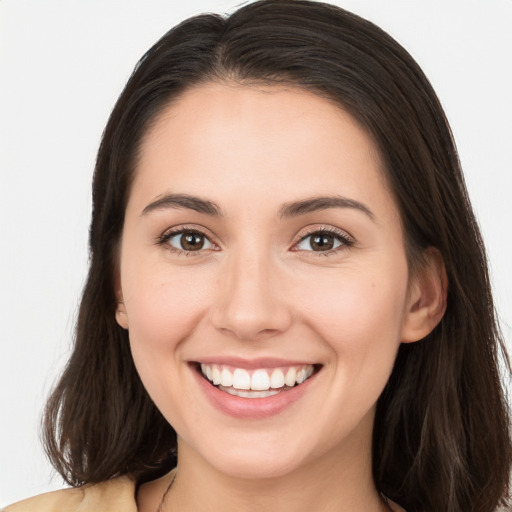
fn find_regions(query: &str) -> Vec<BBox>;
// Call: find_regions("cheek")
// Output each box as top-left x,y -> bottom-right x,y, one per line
296,259 -> 409,356
295,260 -> 409,430
122,262 -> 215,363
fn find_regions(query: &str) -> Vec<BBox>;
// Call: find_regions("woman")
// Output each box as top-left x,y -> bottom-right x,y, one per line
4,1 -> 511,511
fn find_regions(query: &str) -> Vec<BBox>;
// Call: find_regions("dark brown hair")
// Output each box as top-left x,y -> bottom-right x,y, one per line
43,1 -> 511,510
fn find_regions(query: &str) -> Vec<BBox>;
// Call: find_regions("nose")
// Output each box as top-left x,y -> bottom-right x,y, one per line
210,251 -> 292,341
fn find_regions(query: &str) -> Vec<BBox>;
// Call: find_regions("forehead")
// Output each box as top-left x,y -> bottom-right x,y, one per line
130,82 -> 396,221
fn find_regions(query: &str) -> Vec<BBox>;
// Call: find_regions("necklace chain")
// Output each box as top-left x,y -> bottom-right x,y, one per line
156,473 -> 176,512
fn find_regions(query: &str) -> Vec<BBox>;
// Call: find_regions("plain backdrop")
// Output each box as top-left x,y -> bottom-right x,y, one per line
1,0 -> 511,506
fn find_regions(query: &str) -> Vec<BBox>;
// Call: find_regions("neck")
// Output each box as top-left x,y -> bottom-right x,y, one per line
139,424 -> 388,512
176,455 -> 381,512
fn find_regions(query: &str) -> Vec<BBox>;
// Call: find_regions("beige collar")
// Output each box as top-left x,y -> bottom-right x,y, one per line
5,476 -> 137,512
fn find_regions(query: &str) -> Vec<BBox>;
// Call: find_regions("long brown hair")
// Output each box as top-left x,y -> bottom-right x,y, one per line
43,1 -> 511,510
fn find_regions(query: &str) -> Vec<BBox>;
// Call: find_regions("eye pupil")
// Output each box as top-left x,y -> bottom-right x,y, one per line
311,235 -> 334,251
181,233 -> 204,251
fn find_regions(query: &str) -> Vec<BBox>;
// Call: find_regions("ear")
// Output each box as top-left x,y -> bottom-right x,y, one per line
114,269 -> 129,330
116,300 -> 129,330
401,247 -> 447,343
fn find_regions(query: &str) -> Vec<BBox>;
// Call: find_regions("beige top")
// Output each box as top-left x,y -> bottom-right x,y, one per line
3,476 -> 138,512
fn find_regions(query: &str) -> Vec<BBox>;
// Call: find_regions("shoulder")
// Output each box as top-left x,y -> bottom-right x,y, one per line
3,475 -> 137,512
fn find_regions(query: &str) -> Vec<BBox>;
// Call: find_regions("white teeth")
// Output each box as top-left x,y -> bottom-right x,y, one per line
270,369 -> 285,389
212,366 -> 221,385
200,363 -> 315,393
233,368 -> 251,390
218,385 -> 281,398
284,367 -> 297,387
296,368 -> 306,384
201,363 -> 213,382
220,368 -> 232,387
251,369 -> 270,391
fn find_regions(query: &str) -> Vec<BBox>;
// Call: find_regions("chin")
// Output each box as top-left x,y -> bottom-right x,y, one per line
211,452 -> 307,480
178,430 -> 312,480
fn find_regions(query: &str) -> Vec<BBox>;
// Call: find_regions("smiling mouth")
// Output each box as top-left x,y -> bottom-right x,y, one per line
198,363 -> 317,399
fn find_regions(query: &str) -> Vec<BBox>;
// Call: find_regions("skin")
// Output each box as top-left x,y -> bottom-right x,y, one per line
116,83 -> 445,511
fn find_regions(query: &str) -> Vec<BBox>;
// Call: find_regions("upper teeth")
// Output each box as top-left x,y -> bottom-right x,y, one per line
200,363 -> 314,391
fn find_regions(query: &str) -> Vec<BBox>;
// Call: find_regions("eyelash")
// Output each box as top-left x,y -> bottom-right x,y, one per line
292,226 -> 354,256
156,225 -> 354,257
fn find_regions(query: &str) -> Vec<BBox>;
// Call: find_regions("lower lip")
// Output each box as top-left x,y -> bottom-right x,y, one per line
192,365 -> 317,419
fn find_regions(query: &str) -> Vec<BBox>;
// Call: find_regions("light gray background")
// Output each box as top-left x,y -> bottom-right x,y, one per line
1,0 -> 511,506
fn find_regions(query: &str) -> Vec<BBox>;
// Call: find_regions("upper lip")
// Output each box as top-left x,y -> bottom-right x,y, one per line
189,356 -> 318,370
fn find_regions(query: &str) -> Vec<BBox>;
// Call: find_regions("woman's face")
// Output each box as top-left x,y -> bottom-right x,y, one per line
117,83 -> 417,479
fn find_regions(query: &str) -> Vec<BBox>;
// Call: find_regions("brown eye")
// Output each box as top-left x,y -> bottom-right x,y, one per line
310,234 -> 335,251
182,233 -> 204,250
295,231 -> 347,252
167,231 -> 213,252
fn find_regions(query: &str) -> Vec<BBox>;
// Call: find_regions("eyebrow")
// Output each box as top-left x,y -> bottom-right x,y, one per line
141,193 -> 223,217
141,193 -> 374,221
279,195 -> 375,220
